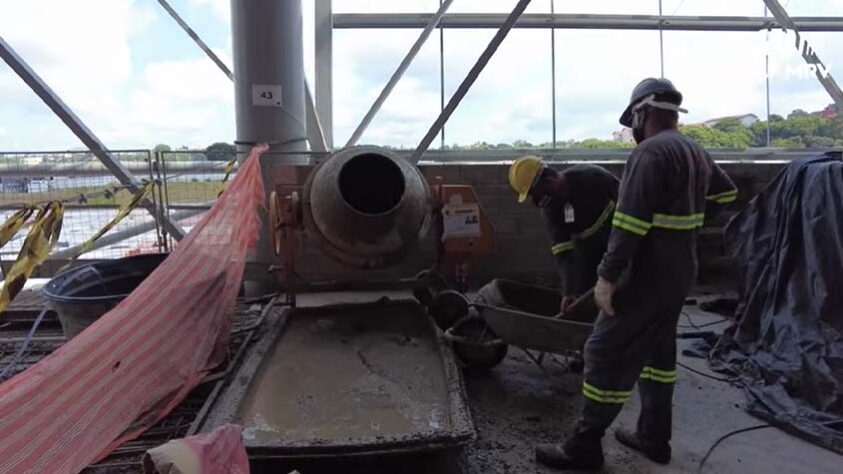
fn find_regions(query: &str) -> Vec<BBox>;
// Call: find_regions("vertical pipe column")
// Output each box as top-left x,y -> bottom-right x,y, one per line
232,0 -> 306,154
315,0 -> 334,149
231,0 -> 307,285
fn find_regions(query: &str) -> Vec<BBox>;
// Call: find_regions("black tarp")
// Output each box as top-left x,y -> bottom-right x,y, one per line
711,152 -> 843,453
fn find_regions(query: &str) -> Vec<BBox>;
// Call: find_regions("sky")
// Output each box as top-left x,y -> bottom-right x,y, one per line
1,0 -> 842,151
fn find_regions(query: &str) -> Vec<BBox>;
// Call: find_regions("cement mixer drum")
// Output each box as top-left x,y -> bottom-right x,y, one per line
301,146 -> 432,269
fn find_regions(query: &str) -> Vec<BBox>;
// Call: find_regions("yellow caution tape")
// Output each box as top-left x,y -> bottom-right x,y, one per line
0,204 -> 38,250
60,183 -> 154,269
0,202 -> 64,315
218,159 -> 237,197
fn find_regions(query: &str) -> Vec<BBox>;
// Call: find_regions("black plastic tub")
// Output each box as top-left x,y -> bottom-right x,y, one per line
42,253 -> 168,339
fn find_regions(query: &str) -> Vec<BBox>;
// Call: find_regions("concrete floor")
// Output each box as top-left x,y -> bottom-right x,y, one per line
459,302 -> 843,473
262,293 -> 842,474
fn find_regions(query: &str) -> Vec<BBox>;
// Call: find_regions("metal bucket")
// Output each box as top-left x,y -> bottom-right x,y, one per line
41,254 -> 168,339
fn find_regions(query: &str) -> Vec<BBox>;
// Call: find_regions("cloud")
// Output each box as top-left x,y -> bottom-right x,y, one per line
1,0 -> 843,152
188,0 -> 229,23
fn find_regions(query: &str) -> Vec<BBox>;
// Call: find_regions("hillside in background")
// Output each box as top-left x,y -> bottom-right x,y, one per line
439,108 -> 843,150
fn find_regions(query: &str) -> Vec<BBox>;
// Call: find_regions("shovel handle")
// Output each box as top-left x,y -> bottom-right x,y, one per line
555,288 -> 596,319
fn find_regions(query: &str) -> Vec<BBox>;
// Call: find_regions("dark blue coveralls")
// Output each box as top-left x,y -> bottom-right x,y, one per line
563,129 -> 737,456
542,164 -> 619,298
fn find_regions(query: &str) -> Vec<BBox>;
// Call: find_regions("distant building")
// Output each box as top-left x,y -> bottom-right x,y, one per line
700,113 -> 759,128
820,104 -> 838,119
612,127 -> 634,143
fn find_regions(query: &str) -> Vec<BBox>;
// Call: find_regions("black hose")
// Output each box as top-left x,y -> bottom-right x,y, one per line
698,424 -> 772,473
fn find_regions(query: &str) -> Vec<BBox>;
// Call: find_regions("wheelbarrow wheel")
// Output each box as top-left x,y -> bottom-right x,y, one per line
429,290 -> 470,330
413,269 -> 449,306
444,315 -> 508,370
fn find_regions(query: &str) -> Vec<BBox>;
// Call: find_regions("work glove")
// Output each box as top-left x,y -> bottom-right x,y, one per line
594,276 -> 616,316
560,295 -> 577,315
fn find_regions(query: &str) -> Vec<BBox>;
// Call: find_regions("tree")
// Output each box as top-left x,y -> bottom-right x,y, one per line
771,137 -> 804,148
153,144 -> 171,153
578,138 -> 633,149
680,125 -> 753,148
787,109 -> 809,119
205,142 -> 236,161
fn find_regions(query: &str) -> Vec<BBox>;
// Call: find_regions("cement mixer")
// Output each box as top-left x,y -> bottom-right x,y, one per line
302,146 -> 432,268
201,146 -> 495,461
269,145 -> 495,301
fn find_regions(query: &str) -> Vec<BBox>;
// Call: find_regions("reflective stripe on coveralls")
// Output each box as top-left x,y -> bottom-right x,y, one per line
582,382 -> 632,404
551,200 -> 615,255
640,366 -> 678,384
705,189 -> 738,204
613,211 -> 708,235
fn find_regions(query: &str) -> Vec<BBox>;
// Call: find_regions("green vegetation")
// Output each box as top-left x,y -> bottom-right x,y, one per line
424,108 -> 843,150
435,138 -> 635,150
205,142 -> 236,162
680,112 -> 843,148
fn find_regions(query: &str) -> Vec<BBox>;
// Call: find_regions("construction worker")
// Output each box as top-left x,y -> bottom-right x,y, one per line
509,157 -> 619,314
535,78 -> 738,470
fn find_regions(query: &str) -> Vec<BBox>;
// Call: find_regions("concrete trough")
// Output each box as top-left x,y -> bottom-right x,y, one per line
202,298 -> 474,459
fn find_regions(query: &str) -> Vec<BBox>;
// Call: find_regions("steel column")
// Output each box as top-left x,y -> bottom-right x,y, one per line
658,0 -> 665,77
231,0 -> 307,279
231,0 -> 307,154
345,0 -> 454,147
411,0 -> 533,163
315,0 -> 334,149
305,82 -> 328,153
0,35 -> 186,240
439,0 -> 446,149
550,0 -> 557,148
157,0 -> 325,155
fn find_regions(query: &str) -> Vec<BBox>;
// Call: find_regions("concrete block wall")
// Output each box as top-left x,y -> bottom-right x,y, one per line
253,160 -> 785,290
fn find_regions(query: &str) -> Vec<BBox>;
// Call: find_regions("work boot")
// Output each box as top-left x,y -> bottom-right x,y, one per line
535,443 -> 604,471
614,428 -> 671,464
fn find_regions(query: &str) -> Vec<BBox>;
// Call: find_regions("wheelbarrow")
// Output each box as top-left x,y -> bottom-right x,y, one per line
445,279 -> 598,371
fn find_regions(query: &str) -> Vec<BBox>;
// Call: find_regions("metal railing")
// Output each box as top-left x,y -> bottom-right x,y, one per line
0,146 -> 831,276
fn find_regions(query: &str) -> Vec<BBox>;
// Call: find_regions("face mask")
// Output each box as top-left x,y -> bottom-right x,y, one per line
632,107 -> 647,143
633,126 -> 646,144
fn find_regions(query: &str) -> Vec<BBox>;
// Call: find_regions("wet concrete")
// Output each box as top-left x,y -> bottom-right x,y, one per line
237,301 -> 451,443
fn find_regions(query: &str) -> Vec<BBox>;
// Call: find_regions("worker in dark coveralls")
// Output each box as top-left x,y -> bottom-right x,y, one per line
535,78 -> 738,470
508,156 -> 619,314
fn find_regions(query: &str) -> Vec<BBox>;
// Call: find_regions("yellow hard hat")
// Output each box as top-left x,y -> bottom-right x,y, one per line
509,156 -> 543,203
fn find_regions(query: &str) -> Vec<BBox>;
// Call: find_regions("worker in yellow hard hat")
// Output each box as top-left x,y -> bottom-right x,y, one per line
508,155 -> 619,316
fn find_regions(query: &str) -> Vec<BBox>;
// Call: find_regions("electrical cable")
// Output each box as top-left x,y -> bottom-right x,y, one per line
697,424 -> 772,473
678,310 -> 729,329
